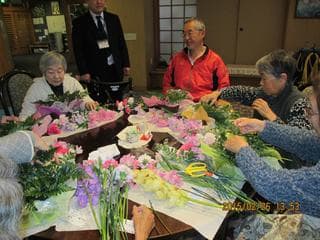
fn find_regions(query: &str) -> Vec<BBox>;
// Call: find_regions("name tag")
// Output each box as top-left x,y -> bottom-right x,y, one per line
97,39 -> 109,49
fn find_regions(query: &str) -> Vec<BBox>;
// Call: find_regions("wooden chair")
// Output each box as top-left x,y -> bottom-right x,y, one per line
1,70 -> 35,116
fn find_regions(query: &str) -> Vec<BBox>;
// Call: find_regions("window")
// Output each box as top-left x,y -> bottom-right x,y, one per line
156,0 -> 197,66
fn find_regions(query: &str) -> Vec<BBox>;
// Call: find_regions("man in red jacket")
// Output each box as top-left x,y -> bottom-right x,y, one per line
162,17 -> 230,102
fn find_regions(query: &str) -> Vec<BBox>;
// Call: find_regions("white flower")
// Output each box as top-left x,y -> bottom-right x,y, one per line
137,154 -> 152,166
128,97 -> 134,105
117,102 -> 124,111
203,132 -> 216,145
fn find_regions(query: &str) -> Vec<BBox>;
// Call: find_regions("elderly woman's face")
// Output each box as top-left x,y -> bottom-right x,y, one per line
45,64 -> 65,86
259,72 -> 286,96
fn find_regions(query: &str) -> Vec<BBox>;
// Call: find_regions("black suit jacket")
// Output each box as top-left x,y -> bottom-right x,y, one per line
72,11 -> 130,82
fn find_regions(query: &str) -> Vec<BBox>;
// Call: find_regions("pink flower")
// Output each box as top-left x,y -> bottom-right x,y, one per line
179,142 -> 194,151
125,107 -> 131,114
154,169 -> 183,187
83,159 -> 95,166
102,159 -> 118,169
32,115 -> 52,137
47,123 -> 62,135
141,96 -> 163,107
120,154 -> 139,169
53,141 -> 69,155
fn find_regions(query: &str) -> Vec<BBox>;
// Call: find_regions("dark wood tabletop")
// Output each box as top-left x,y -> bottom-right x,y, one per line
26,115 -> 201,240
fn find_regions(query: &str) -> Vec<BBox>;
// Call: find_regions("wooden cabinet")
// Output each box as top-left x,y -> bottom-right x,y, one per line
199,0 -> 288,64
2,6 -> 35,55
0,8 -> 13,76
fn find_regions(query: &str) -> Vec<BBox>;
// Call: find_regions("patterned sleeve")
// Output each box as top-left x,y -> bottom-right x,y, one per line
284,97 -> 313,130
236,146 -> 320,217
220,86 -> 261,105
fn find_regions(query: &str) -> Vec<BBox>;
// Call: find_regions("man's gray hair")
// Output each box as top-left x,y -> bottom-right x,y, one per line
39,51 -> 67,74
256,49 -> 296,82
0,156 -> 23,240
184,17 -> 206,32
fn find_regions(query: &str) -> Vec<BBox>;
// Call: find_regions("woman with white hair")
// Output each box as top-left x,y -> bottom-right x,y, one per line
19,51 -> 98,120
0,131 -> 47,240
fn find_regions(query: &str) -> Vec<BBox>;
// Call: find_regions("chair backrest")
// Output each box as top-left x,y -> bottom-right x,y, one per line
1,70 -> 35,116
92,77 -> 133,103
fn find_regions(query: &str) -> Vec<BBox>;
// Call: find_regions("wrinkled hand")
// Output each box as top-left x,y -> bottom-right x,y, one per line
234,118 -> 266,134
252,98 -> 277,121
80,73 -> 91,83
224,135 -> 249,154
85,101 -> 99,111
1,115 -> 19,124
123,67 -> 130,76
132,205 -> 155,240
200,90 -> 221,105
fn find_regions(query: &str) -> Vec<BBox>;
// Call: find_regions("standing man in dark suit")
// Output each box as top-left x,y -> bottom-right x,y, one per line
72,0 -> 130,103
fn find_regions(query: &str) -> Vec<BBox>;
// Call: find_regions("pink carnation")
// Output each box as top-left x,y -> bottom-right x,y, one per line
53,141 -> 69,155
47,122 -> 62,135
120,154 -> 139,169
102,159 -> 118,169
141,96 -> 163,107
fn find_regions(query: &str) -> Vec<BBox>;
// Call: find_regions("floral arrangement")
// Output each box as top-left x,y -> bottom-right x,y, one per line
165,89 -> 190,105
19,141 -> 82,210
140,89 -> 190,109
75,158 -> 133,240
0,91 -> 120,137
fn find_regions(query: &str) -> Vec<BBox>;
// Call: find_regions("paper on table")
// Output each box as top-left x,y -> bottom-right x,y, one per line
128,183 -> 231,240
88,144 -> 120,161
55,197 -> 135,234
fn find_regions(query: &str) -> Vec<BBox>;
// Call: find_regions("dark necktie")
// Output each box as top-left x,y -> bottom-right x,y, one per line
96,15 -> 107,39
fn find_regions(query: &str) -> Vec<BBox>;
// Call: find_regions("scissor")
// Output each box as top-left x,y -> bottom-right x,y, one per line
184,162 -> 219,179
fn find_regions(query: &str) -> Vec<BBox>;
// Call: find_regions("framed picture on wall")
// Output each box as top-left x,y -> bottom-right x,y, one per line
295,0 -> 320,18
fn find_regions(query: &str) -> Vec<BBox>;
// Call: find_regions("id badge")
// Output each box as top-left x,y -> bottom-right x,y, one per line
97,39 -> 109,49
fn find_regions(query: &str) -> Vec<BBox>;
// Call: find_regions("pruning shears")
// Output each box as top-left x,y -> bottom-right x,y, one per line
184,162 -> 219,179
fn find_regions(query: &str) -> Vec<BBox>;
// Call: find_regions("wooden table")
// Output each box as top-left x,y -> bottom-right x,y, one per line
27,116 -> 200,240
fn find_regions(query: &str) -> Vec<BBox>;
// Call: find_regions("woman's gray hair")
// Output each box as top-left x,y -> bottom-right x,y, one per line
0,156 -> 23,240
184,17 -> 206,32
39,51 -> 67,74
256,49 -> 296,82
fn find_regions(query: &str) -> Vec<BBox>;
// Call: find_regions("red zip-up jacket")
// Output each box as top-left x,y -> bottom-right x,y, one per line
162,46 -> 230,101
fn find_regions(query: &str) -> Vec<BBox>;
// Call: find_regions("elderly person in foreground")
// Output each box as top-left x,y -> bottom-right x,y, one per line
223,71 -> 320,218
201,49 -> 312,130
19,51 -> 98,120
0,131 -> 48,240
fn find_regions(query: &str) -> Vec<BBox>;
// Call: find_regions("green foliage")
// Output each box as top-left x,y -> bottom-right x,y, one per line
19,147 -> 80,210
35,90 -> 88,105
0,116 -> 36,137
165,89 -> 189,104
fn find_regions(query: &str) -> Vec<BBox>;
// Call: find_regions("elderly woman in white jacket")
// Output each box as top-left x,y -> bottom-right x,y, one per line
19,51 -> 98,120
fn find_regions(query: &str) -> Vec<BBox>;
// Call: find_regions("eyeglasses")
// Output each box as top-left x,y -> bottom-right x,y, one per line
182,29 -> 202,38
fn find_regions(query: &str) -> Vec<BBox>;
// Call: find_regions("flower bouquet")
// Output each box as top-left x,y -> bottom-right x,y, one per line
19,141 -> 82,237
75,159 -> 133,240
20,141 -> 82,210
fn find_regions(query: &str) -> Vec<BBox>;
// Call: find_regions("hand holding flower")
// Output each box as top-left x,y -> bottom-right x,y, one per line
224,135 -> 249,153
132,205 -> 155,240
85,101 -> 99,111
234,118 -> 266,134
